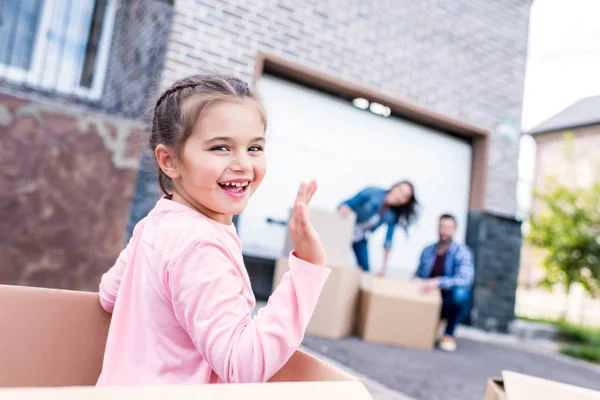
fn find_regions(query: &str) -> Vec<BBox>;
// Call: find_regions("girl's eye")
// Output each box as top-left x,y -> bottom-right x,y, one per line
211,145 -> 229,152
249,145 -> 263,152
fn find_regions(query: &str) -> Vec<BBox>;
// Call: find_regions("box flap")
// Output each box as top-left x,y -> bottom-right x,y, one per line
362,276 -> 440,305
270,349 -> 357,382
503,371 -> 600,400
0,284 -> 367,397
0,284 -> 110,387
484,378 -> 506,400
0,381 -> 372,399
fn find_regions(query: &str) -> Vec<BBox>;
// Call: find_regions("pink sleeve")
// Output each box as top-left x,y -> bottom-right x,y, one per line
168,237 -> 330,384
98,222 -> 142,312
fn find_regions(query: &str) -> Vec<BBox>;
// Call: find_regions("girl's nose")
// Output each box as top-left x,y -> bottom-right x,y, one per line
232,152 -> 253,172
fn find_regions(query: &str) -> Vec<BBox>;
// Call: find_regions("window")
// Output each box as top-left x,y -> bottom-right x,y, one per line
0,0 -> 116,100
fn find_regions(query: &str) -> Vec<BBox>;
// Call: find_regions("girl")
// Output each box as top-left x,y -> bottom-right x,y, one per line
338,181 -> 418,275
97,74 -> 330,386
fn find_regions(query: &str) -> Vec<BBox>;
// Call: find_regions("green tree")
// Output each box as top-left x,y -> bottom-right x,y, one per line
527,178 -> 600,317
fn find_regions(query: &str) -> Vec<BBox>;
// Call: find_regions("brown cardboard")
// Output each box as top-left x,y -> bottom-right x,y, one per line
484,371 -> 600,400
0,381 -> 371,399
484,379 -> 505,400
356,275 -> 442,350
0,284 -> 372,399
283,207 -> 356,266
0,284 -> 111,387
273,258 -> 361,339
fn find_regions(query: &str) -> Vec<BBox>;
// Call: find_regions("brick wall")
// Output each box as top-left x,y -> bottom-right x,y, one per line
0,92 -> 144,291
160,0 -> 532,216
0,0 -> 173,289
100,0 -> 174,119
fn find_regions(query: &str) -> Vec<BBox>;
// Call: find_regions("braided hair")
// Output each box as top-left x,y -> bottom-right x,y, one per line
149,74 -> 265,197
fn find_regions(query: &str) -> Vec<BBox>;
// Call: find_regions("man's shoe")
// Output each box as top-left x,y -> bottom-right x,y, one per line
438,336 -> 457,352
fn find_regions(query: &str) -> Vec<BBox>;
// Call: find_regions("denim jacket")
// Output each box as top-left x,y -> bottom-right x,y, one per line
414,241 -> 474,290
340,187 -> 397,250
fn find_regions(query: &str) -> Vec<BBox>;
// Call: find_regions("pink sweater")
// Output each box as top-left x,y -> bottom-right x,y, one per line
97,198 -> 330,386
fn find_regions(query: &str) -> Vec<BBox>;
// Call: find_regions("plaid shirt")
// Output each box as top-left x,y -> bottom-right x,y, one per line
415,241 -> 474,290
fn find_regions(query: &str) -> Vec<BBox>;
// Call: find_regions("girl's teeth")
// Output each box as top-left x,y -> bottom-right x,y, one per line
221,182 -> 249,187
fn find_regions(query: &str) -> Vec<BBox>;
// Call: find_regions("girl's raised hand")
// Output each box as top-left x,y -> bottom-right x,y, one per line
288,180 -> 326,267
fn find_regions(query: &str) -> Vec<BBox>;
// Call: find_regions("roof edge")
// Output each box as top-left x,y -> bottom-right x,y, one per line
528,120 -> 600,136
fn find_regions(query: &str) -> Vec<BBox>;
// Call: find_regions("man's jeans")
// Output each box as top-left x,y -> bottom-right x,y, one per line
441,286 -> 471,337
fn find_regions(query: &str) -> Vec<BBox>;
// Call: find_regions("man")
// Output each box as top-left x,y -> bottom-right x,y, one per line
414,214 -> 474,352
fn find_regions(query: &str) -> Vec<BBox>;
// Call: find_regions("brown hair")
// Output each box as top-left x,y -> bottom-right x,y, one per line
387,180 -> 419,234
149,74 -> 266,196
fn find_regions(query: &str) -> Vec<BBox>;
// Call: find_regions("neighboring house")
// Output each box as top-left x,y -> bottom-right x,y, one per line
2,0 -> 533,332
519,95 -> 600,287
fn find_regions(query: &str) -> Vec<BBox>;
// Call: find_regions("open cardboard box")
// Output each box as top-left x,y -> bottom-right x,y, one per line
273,258 -> 361,339
283,207 -> 356,266
357,275 -> 441,350
485,371 -> 600,400
0,284 -> 372,399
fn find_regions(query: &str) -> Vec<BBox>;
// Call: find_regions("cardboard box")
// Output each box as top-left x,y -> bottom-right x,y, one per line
0,351 -> 371,398
484,370 -> 600,399
1,379 -> 369,400
485,378 -> 505,400
0,284 -> 372,399
0,284 -> 111,387
283,207 -> 356,266
272,258 -> 361,339
356,275 -> 442,350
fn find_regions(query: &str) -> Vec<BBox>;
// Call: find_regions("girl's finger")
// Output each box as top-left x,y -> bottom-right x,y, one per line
305,180 -> 318,205
294,182 -> 306,207
296,201 -> 308,230
300,181 -> 310,205
291,197 -> 304,229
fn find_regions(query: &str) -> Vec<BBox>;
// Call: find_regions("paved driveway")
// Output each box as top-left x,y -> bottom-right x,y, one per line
302,335 -> 600,400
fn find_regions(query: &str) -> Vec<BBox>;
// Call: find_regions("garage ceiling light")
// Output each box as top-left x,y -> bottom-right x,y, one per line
352,97 -> 369,110
352,97 -> 391,117
369,102 -> 391,117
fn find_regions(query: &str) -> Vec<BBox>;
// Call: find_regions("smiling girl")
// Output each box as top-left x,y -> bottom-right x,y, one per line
96,74 -> 330,386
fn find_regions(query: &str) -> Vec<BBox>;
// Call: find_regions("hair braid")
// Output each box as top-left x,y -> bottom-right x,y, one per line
148,74 -> 266,197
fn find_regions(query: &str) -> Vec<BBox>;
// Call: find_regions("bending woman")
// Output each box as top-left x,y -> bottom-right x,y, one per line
338,181 -> 418,274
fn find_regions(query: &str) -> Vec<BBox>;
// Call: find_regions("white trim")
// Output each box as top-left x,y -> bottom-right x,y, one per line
0,0 -> 117,101
73,0 -> 117,100
26,0 -> 56,87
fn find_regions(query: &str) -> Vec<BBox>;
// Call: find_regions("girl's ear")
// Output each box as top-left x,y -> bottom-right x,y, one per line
155,144 -> 181,180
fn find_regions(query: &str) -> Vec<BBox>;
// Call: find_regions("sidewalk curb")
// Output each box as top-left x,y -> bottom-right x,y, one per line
456,326 -> 600,373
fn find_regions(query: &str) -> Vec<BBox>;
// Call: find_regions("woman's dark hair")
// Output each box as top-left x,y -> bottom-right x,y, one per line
149,74 -> 266,196
387,180 -> 419,233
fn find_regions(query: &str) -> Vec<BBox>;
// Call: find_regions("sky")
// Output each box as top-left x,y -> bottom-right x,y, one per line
521,0 -> 600,131
517,0 -> 600,216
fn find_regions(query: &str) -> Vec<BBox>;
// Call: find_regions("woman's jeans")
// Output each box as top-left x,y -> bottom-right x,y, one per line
352,239 -> 370,272
441,286 -> 471,337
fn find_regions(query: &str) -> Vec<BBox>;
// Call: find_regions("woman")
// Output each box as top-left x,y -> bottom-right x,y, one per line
338,181 -> 418,274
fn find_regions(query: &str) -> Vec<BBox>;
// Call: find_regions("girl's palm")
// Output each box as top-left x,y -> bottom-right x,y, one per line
288,180 -> 326,267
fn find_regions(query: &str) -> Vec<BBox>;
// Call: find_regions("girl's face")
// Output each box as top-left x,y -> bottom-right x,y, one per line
171,99 -> 267,224
386,182 -> 413,207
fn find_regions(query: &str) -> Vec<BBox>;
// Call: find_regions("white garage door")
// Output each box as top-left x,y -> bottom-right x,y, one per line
238,75 -> 472,277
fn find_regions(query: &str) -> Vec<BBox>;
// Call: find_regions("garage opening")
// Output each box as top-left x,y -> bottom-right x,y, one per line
242,53 -> 489,299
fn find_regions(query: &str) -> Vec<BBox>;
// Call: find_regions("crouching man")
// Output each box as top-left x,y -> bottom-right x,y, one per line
414,214 -> 474,352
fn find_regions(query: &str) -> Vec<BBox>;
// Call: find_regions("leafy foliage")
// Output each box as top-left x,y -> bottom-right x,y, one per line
527,178 -> 600,297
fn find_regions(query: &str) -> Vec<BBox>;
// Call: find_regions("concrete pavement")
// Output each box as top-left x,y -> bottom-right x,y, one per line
299,345 -> 415,400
